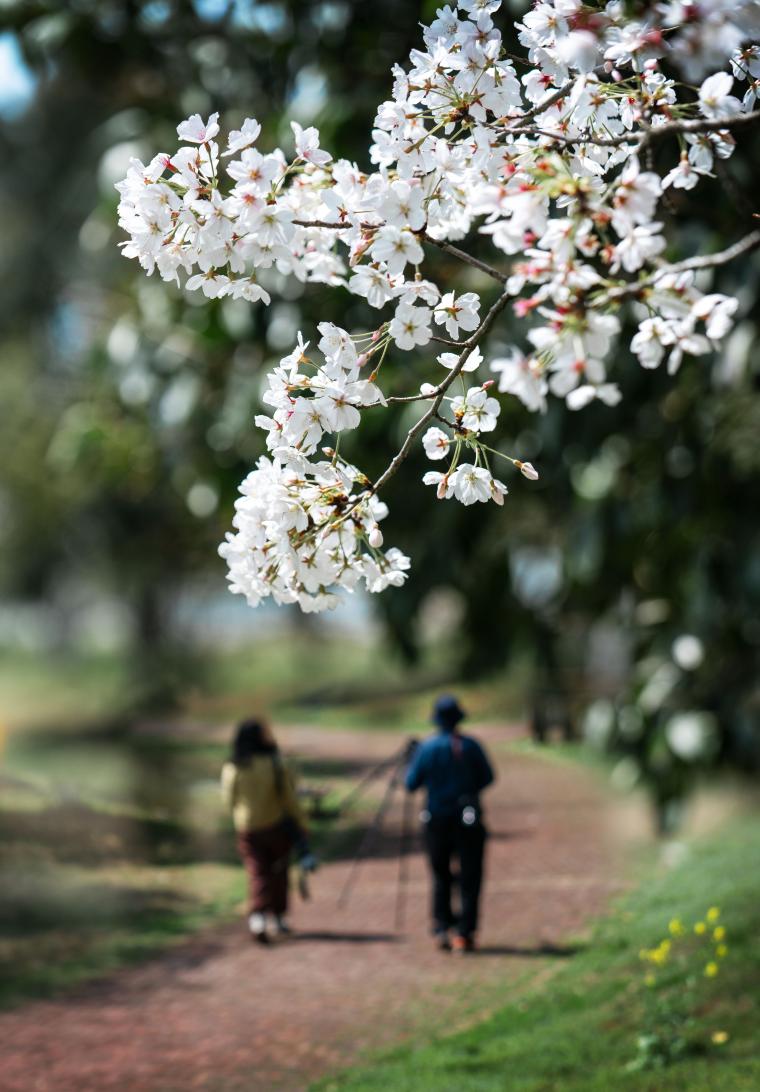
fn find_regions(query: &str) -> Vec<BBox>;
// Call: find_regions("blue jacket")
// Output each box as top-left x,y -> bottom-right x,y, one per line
405,732 -> 495,819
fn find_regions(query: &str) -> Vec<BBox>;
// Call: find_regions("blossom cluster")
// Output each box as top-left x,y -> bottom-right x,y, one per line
219,454 -> 409,613
116,0 -> 760,611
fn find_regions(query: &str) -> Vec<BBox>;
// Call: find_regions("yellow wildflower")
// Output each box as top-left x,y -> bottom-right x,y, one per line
711,1031 -> 729,1045
650,940 -> 671,965
645,973 -> 657,987
668,917 -> 685,937
705,961 -> 719,977
694,921 -> 707,935
713,925 -> 726,942
706,907 -> 721,923
716,943 -> 728,958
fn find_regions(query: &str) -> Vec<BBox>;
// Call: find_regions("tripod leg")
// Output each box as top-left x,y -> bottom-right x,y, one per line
335,745 -> 404,818
337,762 -> 402,909
394,786 -> 414,933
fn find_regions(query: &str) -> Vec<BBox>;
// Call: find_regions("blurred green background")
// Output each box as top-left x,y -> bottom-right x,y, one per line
1,0 -> 759,1005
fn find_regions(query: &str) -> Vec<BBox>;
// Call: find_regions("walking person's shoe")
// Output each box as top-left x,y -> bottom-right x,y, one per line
274,915 -> 293,936
452,934 -> 476,954
248,912 -> 270,944
434,929 -> 451,952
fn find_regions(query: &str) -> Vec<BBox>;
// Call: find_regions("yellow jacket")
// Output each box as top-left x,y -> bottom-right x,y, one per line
221,754 -> 306,834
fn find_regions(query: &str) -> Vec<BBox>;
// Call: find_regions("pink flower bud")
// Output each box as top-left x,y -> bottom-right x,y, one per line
481,379 -> 495,390
514,296 -> 540,318
517,461 -> 539,481
368,526 -> 384,548
436,475 -> 449,500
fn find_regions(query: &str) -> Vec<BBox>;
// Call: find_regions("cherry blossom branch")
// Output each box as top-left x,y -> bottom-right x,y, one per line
292,219 -> 355,229
596,228 -> 760,304
370,287 -> 512,494
512,80 -> 574,125
421,233 -> 508,285
638,109 -> 760,146
116,1 -> 760,614
515,108 -> 760,149
291,220 -> 510,286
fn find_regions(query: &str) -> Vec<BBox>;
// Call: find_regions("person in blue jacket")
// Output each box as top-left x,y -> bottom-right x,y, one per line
405,695 -> 495,952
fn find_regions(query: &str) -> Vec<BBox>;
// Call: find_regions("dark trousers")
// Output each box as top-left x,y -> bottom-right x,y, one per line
424,815 -> 486,938
237,823 -> 292,915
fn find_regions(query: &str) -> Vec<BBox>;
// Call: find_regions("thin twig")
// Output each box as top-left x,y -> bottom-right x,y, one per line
638,109 -> 760,148
292,219 -> 355,230
516,80 -> 574,126
291,220 -> 510,286
431,334 -> 466,347
512,108 -> 760,150
596,228 -> 760,305
422,233 -> 508,284
370,288 -> 512,494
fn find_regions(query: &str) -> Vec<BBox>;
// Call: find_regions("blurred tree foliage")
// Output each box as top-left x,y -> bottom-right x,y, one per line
0,0 -> 431,703
1,0 -> 759,809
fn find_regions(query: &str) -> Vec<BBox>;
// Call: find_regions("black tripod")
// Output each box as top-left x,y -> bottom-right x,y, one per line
336,739 -> 418,931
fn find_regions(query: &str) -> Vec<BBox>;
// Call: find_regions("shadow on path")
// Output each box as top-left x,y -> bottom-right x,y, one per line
473,942 -> 583,958
291,931 -> 397,944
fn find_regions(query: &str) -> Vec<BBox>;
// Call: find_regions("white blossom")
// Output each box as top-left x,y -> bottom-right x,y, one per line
177,112 -> 220,143
450,386 -> 500,433
422,427 -> 451,460
699,71 -> 742,118
434,291 -> 481,339
371,227 -> 424,275
389,303 -> 432,350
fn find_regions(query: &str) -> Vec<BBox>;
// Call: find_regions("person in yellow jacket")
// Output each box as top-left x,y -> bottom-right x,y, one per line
221,719 -> 310,943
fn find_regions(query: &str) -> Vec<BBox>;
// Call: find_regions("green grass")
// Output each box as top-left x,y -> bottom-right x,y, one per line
313,817 -> 760,1092
0,859 -> 246,1006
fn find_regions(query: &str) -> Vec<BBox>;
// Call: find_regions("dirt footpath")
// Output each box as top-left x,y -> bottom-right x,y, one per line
0,724 -> 632,1092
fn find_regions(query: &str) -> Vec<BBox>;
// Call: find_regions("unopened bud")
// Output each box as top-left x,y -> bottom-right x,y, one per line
517,460 -> 539,481
368,526 -> 384,548
322,446 -> 335,458
357,353 -> 368,367
492,485 -> 505,506
481,379 -> 495,390
436,475 -> 449,500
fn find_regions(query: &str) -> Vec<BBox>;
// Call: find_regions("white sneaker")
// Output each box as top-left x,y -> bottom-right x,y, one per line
248,913 -> 269,944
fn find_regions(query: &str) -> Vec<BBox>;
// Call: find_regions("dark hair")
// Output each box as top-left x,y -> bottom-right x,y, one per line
231,719 -> 276,766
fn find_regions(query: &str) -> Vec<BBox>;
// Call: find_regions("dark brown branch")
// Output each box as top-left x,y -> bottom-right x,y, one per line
597,229 -> 760,305
511,108 -> 760,150
371,288 -> 512,494
422,233 -> 508,284
516,80 -> 574,125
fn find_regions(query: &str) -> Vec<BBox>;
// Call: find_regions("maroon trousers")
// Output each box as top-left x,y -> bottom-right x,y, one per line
237,823 -> 293,915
